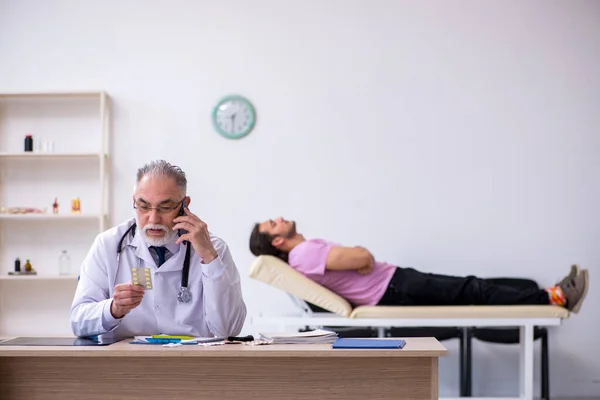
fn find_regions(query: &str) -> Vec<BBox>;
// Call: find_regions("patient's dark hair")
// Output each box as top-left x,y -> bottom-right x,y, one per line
249,223 -> 289,263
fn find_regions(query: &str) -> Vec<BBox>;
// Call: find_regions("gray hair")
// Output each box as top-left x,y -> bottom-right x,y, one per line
135,159 -> 187,196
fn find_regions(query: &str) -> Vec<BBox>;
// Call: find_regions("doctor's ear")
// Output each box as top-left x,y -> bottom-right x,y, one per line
183,197 -> 191,208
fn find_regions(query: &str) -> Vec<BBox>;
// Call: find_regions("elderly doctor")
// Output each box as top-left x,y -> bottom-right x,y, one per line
70,159 -> 247,339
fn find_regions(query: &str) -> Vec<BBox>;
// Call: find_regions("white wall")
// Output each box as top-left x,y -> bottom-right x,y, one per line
1,0 -> 599,396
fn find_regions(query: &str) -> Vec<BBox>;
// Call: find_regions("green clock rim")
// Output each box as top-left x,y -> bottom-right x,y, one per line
211,95 -> 256,139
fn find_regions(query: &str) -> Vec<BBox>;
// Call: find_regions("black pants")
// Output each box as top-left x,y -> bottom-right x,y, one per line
377,267 -> 550,306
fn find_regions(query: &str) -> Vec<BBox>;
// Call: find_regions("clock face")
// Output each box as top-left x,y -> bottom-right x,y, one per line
212,95 -> 256,139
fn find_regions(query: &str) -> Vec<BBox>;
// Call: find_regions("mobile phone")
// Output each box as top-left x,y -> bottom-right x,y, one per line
177,202 -> 189,237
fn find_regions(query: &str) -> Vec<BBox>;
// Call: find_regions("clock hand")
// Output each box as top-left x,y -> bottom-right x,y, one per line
230,113 -> 236,132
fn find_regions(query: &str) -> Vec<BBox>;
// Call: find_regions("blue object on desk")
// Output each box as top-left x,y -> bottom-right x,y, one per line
146,338 -> 181,344
129,338 -> 192,344
129,336 -> 225,345
332,338 -> 406,349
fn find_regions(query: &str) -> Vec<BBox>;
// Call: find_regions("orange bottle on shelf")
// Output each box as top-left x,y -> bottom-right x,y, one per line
71,198 -> 81,214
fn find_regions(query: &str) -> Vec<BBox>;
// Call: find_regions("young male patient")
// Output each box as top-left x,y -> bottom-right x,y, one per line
249,217 -> 589,313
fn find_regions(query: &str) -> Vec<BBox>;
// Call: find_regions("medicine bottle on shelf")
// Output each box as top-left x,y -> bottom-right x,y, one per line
52,197 -> 59,214
59,251 -> 71,275
71,198 -> 81,214
24,135 -> 33,152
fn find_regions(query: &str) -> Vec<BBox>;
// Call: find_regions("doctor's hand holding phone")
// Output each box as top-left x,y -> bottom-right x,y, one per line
172,202 -> 218,264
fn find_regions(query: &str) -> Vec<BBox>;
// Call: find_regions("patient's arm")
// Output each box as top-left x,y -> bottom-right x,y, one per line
325,246 -> 374,271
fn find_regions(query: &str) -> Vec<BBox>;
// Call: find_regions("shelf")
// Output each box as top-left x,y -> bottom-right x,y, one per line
0,92 -> 106,99
0,214 -> 103,221
0,90 -> 110,337
0,275 -> 78,281
0,153 -> 103,160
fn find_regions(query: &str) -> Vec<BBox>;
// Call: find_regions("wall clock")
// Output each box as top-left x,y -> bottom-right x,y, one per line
212,95 -> 256,139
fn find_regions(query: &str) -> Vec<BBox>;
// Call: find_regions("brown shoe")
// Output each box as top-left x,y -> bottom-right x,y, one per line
559,269 -> 589,313
558,264 -> 580,287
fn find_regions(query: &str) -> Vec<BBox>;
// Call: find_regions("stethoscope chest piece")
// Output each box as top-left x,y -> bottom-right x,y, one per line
177,287 -> 192,303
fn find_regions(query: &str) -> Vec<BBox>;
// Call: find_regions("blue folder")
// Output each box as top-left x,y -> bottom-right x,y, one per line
332,338 -> 406,349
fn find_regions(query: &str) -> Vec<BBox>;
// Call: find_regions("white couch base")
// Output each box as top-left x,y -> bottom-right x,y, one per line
251,313 -> 562,400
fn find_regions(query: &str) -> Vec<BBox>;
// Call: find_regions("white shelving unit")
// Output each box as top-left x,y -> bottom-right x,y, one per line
0,213 -> 103,220
0,91 -> 110,335
0,275 -> 79,281
0,152 -> 103,159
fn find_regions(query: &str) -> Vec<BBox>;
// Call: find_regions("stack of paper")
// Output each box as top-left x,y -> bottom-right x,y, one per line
258,329 -> 338,344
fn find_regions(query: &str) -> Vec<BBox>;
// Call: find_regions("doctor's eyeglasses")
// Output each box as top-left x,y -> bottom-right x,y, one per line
133,199 -> 185,214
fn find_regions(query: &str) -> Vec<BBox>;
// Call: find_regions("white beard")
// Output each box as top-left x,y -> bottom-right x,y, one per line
135,219 -> 177,247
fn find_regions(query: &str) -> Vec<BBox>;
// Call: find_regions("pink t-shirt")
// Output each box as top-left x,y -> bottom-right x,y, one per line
287,239 -> 397,306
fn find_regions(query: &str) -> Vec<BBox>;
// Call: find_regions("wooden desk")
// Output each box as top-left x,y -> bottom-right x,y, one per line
0,337 -> 446,400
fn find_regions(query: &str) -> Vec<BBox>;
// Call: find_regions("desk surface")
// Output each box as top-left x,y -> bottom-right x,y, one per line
0,336 -> 446,358
0,337 -> 443,400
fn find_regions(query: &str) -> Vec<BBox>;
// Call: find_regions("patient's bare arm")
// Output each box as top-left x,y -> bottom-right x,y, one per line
326,246 -> 374,272
356,247 -> 375,275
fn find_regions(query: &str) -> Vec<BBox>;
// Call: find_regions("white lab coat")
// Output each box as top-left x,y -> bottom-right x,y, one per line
70,218 -> 247,339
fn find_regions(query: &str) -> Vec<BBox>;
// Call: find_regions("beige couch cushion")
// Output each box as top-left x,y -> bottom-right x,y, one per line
249,255 -> 353,317
249,255 -> 570,320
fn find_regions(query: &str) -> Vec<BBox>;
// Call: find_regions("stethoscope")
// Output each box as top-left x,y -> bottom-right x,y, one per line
116,221 -> 192,303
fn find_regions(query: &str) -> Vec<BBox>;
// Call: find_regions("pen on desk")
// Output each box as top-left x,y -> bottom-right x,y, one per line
227,335 -> 254,342
151,335 -> 195,340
